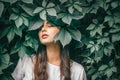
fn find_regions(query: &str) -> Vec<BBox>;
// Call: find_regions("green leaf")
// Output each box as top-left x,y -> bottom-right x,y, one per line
111,1 -> 118,9
55,28 -> 72,47
18,46 -> 26,58
33,7 -> 43,14
21,0 -> 33,4
7,28 -> 15,43
74,4 -> 82,12
0,54 -> 10,70
14,26 -> 22,37
1,0 -> 17,4
29,20 -> 43,30
19,4 -> 34,16
62,15 -> 72,25
112,33 -> 120,42
15,17 -> 23,28
9,13 -> 18,20
0,27 -> 10,39
105,68 -> 113,78
42,0 -> 47,7
68,6 -> 74,14
98,65 -> 108,71
88,68 -> 96,75
47,8 -> 57,16
68,29 -> 81,41
39,10 -> 46,20
0,2 -> 4,17
87,24 -> 95,30
21,16 -> 29,26
47,3 -> 55,8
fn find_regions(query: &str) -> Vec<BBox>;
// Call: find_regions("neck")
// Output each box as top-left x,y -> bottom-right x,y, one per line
46,42 -> 61,66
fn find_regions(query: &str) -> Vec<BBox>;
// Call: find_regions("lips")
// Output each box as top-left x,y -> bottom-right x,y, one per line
41,34 -> 48,39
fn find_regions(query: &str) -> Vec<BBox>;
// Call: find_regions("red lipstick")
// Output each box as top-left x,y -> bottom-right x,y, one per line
42,34 -> 48,39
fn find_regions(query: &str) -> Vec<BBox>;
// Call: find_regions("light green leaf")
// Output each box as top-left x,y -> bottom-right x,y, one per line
29,20 -> 43,30
98,65 -> 108,71
112,33 -> 120,42
68,29 -> 81,41
0,54 -> 10,70
0,2 -> 4,17
92,72 -> 99,80
111,1 -> 118,9
14,26 -> 22,37
18,46 -> 26,58
105,68 -> 113,78
62,15 -> 72,24
90,46 -> 95,53
15,17 -> 23,28
74,4 -> 82,12
42,0 -> 47,7
21,0 -> 33,4
87,24 -> 95,30
55,28 -> 72,47
68,6 -> 74,14
0,27 -> 10,39
33,7 -> 43,14
19,4 -> 34,16
1,0 -> 17,4
47,8 -> 57,16
7,28 -> 15,43
9,13 -> 18,20
39,10 -> 46,20
22,16 -> 29,26
47,3 -> 55,8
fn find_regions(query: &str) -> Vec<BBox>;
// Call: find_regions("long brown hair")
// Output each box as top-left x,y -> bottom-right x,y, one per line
34,43 -> 71,80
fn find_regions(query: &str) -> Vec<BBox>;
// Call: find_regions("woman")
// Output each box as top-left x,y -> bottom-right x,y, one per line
12,21 -> 87,80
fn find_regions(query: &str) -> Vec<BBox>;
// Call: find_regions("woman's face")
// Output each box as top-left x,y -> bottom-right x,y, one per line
38,21 -> 60,45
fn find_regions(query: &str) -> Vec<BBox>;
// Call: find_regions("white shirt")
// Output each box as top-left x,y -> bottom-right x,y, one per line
12,55 -> 87,80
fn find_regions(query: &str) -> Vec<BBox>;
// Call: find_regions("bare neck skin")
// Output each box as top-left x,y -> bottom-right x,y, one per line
46,42 -> 61,66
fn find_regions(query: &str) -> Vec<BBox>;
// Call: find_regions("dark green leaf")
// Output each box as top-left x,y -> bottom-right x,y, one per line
1,0 -> 17,4
55,28 -> 72,47
0,2 -> 4,17
68,29 -> 81,41
0,54 -> 10,70
15,17 -> 23,28
21,0 -> 33,4
0,27 -> 10,39
98,65 -> 108,71
7,28 -> 15,43
47,8 -> 57,16
9,13 -> 18,20
74,4 -> 82,12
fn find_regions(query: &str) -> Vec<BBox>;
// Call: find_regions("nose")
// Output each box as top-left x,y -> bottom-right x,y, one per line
41,21 -> 47,32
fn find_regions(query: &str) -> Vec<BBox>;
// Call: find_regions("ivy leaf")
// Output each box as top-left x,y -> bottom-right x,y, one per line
74,4 -> 82,12
33,7 -> 43,14
0,2 -> 4,17
98,65 -> 108,71
15,17 -> 23,28
55,28 -> 72,47
1,0 -> 17,4
0,54 -> 10,70
28,19 -> 43,30
47,3 -> 55,8
9,13 -> 18,20
0,27 -> 10,39
21,0 -> 33,4
62,15 -> 72,25
112,33 -> 120,42
18,45 -> 27,58
87,24 -> 95,30
7,28 -> 15,43
68,6 -> 74,14
19,4 -> 34,16
47,8 -> 57,16
14,27 -> 22,37
21,16 -> 29,26
39,10 -> 46,20
68,29 -> 81,41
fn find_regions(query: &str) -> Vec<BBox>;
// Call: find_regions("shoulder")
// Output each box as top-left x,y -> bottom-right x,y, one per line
71,60 -> 85,73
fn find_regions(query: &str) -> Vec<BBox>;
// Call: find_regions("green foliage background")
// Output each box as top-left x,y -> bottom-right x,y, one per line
0,0 -> 120,80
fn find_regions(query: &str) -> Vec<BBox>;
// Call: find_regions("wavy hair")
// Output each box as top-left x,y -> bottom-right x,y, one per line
34,43 -> 71,80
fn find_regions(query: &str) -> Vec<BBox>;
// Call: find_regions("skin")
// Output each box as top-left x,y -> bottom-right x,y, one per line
38,21 -> 61,66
